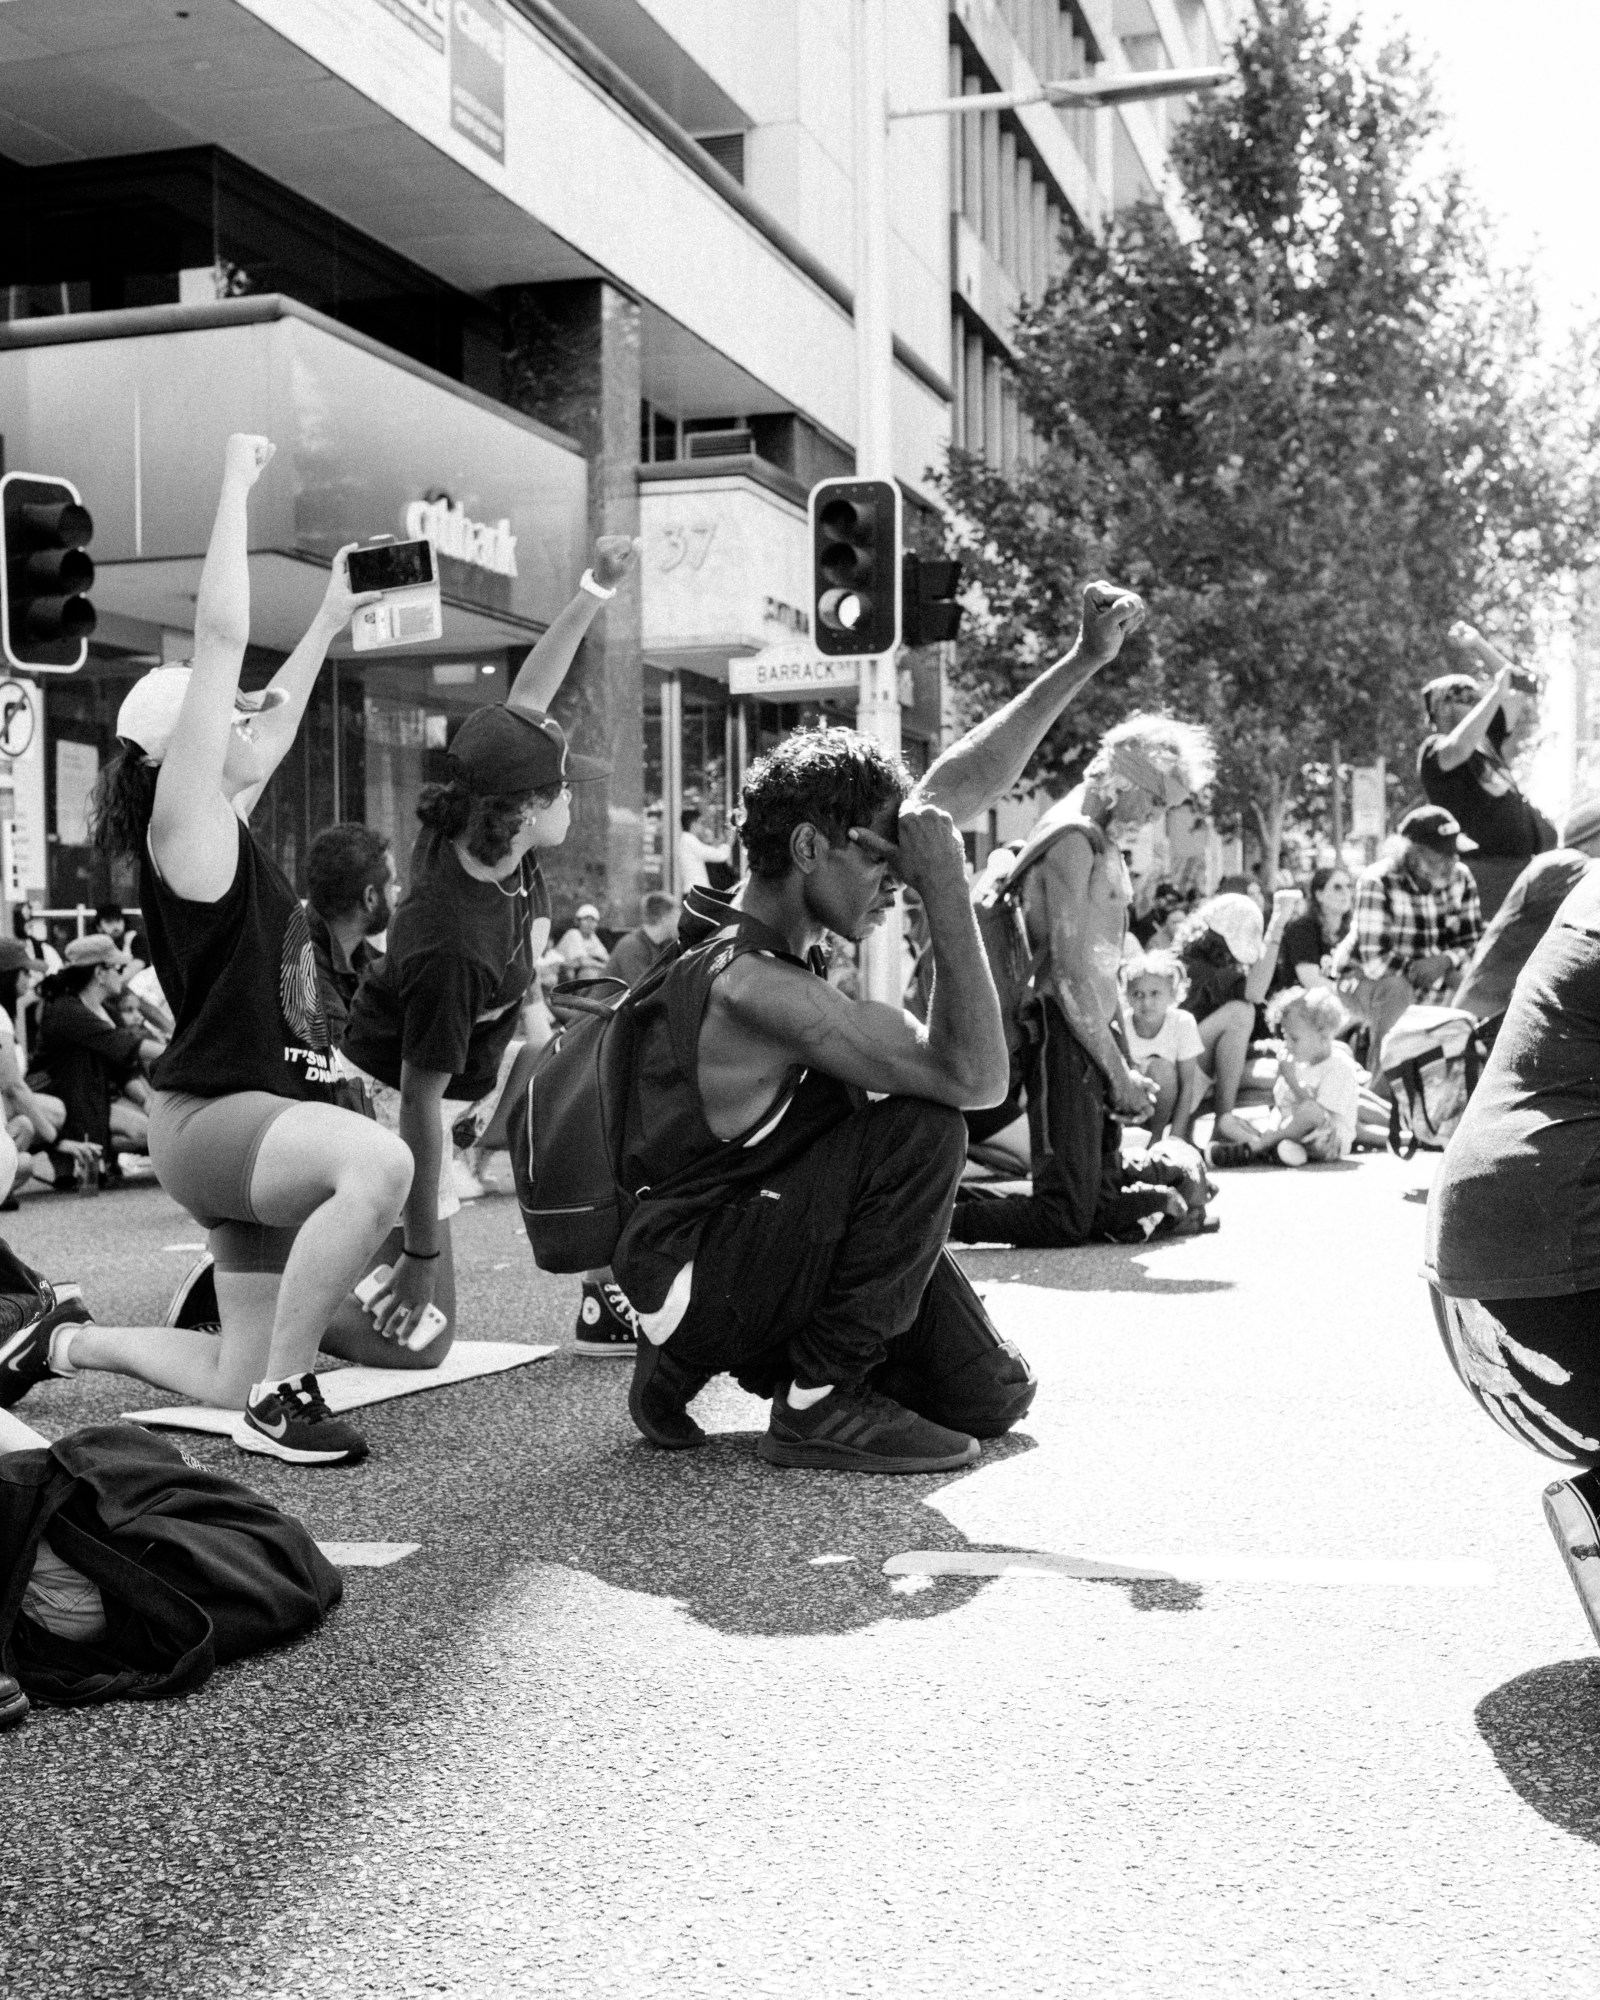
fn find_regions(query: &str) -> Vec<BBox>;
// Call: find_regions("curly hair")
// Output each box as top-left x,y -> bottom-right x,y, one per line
1122,948 -> 1188,1005
416,780 -> 534,867
89,741 -> 160,861
1268,985 -> 1344,1038
736,727 -> 911,879
1085,712 -> 1216,800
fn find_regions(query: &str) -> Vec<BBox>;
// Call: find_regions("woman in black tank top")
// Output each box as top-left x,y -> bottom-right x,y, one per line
41,434 -> 416,1468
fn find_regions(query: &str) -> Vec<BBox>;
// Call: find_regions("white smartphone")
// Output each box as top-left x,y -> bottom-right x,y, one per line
405,1302 -> 448,1352
353,1263 -> 392,1308
353,1264 -> 447,1351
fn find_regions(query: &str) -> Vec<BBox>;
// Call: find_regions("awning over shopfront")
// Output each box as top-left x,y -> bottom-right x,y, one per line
0,294 -> 588,657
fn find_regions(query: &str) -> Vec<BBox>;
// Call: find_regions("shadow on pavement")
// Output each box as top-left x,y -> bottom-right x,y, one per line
1475,1659 -> 1600,1840
954,1245 -> 1234,1297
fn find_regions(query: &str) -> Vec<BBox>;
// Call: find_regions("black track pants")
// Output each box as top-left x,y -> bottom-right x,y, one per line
664,1094 -> 1036,1435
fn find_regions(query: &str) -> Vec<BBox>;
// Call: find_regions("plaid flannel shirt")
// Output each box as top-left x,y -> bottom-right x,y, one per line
1349,855 -> 1483,981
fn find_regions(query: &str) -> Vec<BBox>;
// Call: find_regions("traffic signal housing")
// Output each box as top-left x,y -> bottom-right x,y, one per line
901,553 -> 963,647
1,472 -> 95,673
810,477 -> 902,656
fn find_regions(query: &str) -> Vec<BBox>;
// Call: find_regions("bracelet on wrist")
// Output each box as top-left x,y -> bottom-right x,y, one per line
401,1246 -> 441,1261
579,568 -> 616,601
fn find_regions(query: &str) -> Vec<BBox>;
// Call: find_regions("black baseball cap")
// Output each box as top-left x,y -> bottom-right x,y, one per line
1398,804 -> 1463,855
445,705 -> 609,797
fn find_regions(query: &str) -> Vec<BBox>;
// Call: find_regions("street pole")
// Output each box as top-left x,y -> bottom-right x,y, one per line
852,0 -> 903,1003
845,16 -> 1228,1000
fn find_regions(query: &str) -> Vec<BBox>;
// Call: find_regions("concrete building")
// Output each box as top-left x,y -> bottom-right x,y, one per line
0,0 -> 1233,926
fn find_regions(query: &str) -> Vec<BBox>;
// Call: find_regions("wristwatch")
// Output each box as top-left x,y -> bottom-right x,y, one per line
579,568 -> 616,601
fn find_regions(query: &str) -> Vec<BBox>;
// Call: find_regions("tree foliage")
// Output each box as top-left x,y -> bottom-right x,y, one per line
941,0 -> 1599,868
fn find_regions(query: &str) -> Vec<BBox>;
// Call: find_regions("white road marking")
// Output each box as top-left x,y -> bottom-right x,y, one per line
808,1554 -> 857,1566
160,1242 -> 207,1253
317,1542 -> 420,1567
884,1550 -> 1495,1589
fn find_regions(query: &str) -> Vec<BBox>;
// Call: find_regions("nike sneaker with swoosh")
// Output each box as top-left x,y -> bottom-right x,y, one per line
0,1287 -> 94,1409
233,1373 -> 368,1466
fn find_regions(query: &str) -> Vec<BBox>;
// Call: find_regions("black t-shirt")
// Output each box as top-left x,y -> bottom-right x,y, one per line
1428,869 -> 1600,1298
37,997 -> 144,1148
141,822 -> 341,1102
1418,734 -> 1555,858
341,828 -> 551,1100
1272,910 -> 1346,992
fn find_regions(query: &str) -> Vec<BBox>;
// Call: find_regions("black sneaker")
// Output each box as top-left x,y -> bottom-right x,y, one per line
0,1673 -> 27,1732
628,1337 -> 710,1450
0,1288 -> 94,1409
1207,1141 -> 1261,1169
758,1384 -> 980,1474
232,1374 -> 369,1466
164,1252 -> 220,1332
574,1279 -> 639,1357
1544,1474 -> 1600,1650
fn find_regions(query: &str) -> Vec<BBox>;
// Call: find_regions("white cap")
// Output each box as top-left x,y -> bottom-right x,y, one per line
1201,892 -> 1265,967
576,902 -> 600,921
115,667 -> 289,764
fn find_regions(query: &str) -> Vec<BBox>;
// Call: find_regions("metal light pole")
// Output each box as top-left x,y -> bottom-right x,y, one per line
851,0 -> 903,1004
848,5 -> 1229,997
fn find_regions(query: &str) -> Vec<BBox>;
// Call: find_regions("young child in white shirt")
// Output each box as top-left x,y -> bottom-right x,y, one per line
1122,949 -> 1205,1141
1215,985 -> 1362,1167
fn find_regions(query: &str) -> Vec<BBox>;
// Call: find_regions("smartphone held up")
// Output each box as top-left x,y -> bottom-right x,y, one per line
347,536 -> 443,651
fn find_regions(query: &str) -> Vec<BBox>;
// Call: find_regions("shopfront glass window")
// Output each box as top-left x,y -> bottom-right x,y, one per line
642,669 -> 667,896
680,679 -> 731,841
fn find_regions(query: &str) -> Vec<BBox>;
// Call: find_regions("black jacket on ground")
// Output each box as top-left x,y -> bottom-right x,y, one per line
0,1424 -> 341,1705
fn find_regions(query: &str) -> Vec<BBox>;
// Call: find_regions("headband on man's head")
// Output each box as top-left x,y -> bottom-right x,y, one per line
1109,742 -> 1191,809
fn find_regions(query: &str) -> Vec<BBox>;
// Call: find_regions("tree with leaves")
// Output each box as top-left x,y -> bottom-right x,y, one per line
942,0 -> 1598,875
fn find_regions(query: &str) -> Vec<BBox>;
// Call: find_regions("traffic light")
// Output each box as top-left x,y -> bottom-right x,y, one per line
1,472 -> 95,673
901,553 -> 964,647
810,476 -> 902,656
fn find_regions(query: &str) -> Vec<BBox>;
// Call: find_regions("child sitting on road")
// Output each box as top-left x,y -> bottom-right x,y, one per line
1122,950 -> 1205,1142
1210,987 -> 1361,1167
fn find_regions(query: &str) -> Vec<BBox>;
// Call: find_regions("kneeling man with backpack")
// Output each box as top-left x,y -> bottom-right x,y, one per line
582,585 -> 1148,1473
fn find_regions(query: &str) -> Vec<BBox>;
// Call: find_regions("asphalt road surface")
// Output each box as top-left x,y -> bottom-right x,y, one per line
3,1150 -> 1598,1999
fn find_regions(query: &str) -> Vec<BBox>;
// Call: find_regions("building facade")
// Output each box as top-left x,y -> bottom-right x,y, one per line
0,0 -> 1232,926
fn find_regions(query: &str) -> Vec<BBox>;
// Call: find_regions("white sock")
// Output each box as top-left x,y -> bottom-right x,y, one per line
47,1326 -> 79,1375
248,1376 -> 297,1406
788,1380 -> 831,1410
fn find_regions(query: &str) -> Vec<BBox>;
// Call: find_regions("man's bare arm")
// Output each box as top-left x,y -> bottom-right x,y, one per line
720,802 -> 1008,1109
915,582 -> 1146,828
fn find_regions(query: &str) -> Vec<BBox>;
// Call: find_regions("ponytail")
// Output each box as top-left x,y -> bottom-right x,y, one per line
89,740 -> 159,861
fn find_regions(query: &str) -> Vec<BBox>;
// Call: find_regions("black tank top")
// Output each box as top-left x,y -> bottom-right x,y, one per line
612,888 -> 857,1311
141,820 -> 339,1102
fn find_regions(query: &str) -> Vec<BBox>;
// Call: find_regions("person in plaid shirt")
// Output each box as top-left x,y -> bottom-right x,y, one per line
1332,805 -> 1484,1054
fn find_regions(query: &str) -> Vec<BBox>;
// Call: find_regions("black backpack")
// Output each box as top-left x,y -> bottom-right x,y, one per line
509,957 -> 680,1273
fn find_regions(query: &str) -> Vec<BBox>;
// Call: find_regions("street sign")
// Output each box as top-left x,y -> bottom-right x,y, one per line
728,643 -> 862,699
1350,762 -> 1387,839
0,681 -> 37,760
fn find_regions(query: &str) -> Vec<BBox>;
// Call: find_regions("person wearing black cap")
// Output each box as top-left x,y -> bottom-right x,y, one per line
339,535 -> 639,1358
1333,804 -> 1484,1054
1418,623 -> 1555,917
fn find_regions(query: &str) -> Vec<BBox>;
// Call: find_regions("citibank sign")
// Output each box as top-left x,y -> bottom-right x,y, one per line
404,495 -> 519,577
